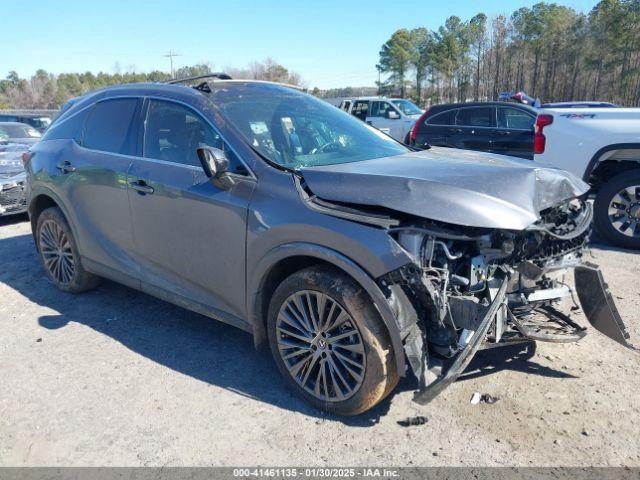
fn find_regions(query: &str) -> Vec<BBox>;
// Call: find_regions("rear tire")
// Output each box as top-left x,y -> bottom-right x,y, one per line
594,169 -> 640,249
36,207 -> 101,293
267,265 -> 398,416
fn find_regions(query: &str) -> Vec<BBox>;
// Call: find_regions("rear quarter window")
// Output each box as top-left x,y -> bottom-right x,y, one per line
426,109 -> 456,126
41,106 -> 91,143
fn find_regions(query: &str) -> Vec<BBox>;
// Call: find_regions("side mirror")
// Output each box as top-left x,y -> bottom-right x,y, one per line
387,110 -> 400,120
197,146 -> 235,189
197,146 -> 229,178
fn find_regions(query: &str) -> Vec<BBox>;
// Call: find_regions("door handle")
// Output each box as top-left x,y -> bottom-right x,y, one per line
129,180 -> 154,195
449,128 -> 463,134
56,161 -> 76,173
497,131 -> 511,136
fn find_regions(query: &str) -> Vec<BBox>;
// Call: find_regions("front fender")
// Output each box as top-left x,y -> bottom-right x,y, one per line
249,242 -> 407,377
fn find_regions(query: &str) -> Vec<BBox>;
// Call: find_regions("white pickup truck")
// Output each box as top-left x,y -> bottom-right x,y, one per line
534,107 -> 640,249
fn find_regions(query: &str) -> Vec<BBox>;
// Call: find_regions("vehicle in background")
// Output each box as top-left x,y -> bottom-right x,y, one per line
24,77 -> 633,415
534,107 -> 640,249
410,102 -> 537,159
0,142 -> 28,216
338,96 -> 423,143
0,122 -> 42,146
0,113 -> 52,133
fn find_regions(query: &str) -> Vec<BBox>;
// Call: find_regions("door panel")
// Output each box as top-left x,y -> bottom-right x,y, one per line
68,146 -> 137,275
128,98 -> 255,320
127,160 -> 254,319
494,107 -> 535,159
53,98 -> 141,283
366,101 -> 403,140
453,106 -> 496,152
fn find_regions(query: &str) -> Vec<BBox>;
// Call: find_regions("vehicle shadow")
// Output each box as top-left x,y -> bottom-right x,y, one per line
590,241 -> 639,255
460,342 -> 577,382
589,230 -> 638,255
0,212 -> 29,227
0,229 -> 574,425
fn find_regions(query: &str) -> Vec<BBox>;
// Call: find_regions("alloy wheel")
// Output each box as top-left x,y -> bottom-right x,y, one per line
276,290 -> 366,402
608,185 -> 640,238
39,219 -> 76,284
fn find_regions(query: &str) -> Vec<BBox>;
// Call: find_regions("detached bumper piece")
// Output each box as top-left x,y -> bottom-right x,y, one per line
413,275 -> 509,405
575,262 -> 636,351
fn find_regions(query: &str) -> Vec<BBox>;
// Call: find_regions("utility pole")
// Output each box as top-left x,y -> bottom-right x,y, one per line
163,50 -> 182,78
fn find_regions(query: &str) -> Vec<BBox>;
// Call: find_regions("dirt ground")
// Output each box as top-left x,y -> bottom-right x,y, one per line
0,214 -> 639,467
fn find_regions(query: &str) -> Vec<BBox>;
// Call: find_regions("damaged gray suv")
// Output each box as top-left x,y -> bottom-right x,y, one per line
26,75 -> 634,415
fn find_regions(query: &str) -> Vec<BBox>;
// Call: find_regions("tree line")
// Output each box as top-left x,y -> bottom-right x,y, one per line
376,0 -> 640,106
0,59 -> 302,110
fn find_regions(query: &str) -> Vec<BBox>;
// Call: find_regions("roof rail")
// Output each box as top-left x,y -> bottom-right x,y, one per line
165,73 -> 232,84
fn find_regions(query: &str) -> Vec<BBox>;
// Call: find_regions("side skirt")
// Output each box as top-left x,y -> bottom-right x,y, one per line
83,257 -> 253,334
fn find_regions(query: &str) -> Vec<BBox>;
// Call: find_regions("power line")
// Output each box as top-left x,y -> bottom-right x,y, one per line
162,50 -> 182,78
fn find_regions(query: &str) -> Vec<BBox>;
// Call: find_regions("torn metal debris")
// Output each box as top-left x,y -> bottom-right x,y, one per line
372,195 -> 636,405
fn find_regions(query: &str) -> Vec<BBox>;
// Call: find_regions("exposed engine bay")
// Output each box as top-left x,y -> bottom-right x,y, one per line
378,198 -> 633,404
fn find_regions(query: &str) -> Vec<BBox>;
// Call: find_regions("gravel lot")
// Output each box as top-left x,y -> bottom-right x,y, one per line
0,214 -> 639,467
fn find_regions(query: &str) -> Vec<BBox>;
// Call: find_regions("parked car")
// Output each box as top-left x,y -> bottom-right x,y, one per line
25,78 -> 632,415
0,142 -> 28,216
0,113 -> 51,133
0,121 -> 42,146
533,106 -> 640,249
410,101 -> 537,159
338,96 -> 423,143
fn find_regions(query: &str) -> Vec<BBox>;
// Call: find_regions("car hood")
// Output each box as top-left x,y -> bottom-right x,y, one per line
8,137 -> 39,146
299,147 -> 590,230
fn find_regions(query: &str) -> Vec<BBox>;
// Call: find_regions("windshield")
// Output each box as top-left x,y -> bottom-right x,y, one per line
391,100 -> 423,116
210,83 -> 409,169
26,117 -> 51,130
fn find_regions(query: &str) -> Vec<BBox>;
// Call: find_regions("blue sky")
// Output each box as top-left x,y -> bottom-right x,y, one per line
4,0 -> 599,89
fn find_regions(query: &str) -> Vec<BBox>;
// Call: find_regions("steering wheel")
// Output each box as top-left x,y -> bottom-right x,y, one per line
311,140 -> 341,155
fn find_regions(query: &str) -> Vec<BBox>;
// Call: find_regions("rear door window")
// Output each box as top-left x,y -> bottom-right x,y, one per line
456,107 -> 495,128
83,98 -> 139,155
497,107 -> 535,130
351,101 -> 369,120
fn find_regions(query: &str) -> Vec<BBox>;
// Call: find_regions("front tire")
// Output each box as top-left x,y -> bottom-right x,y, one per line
267,265 -> 398,416
594,169 -> 640,249
36,207 -> 101,293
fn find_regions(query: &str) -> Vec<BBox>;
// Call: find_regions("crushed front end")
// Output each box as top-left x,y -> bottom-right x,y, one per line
379,198 -> 634,404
